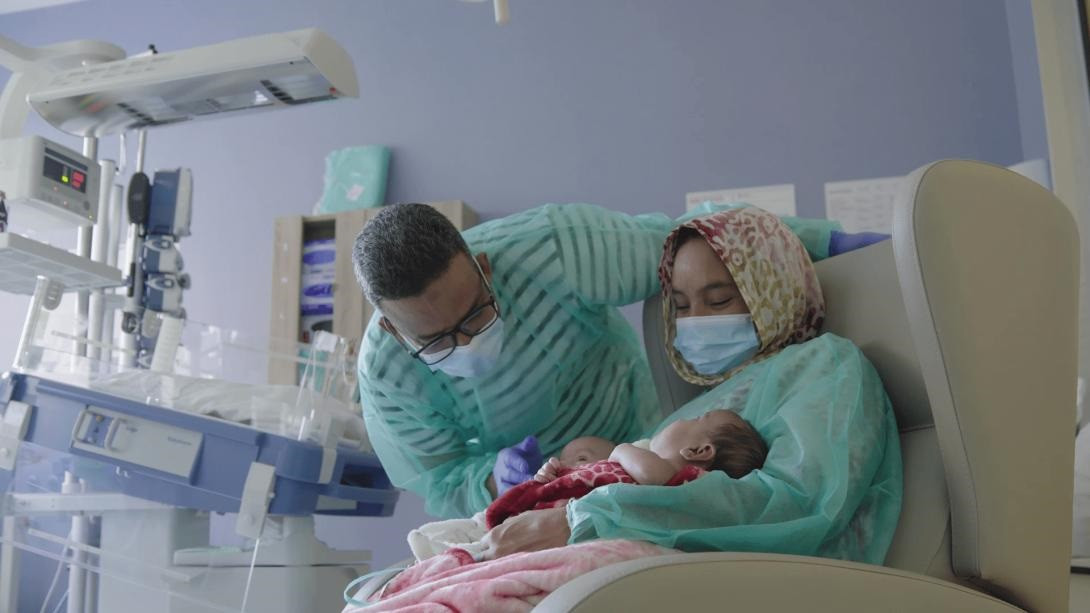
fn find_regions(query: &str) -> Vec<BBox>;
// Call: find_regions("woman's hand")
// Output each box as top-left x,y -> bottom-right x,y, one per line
534,457 -> 565,483
480,506 -> 570,560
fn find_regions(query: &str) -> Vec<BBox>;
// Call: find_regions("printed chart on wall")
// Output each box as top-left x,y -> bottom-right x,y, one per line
824,159 -> 1051,234
686,183 -> 797,217
823,176 -> 904,233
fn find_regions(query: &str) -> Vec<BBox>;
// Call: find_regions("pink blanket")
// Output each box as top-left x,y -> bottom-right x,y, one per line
346,540 -> 677,612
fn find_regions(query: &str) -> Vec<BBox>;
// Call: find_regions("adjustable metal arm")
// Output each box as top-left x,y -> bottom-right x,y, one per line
0,34 -> 125,139
0,35 -> 37,72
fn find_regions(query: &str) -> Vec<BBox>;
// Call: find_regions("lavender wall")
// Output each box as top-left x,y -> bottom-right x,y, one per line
1006,0 -> 1049,162
0,0 -> 1045,604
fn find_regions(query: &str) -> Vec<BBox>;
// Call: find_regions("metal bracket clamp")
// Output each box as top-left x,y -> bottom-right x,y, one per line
0,401 -> 32,471
235,462 -> 276,539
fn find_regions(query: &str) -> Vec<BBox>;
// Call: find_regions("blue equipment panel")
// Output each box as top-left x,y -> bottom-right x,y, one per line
0,373 -> 399,517
147,168 -> 192,238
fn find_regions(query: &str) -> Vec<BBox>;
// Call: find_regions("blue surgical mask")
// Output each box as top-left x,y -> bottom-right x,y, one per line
414,317 -> 506,378
673,314 -> 760,375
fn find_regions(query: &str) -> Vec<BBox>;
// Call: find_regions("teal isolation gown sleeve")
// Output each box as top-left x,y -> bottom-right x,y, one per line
359,204 -> 670,518
565,334 -> 903,565
547,205 -> 676,306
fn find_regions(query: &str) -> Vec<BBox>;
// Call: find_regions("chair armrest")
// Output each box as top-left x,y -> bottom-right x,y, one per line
534,552 -> 1023,612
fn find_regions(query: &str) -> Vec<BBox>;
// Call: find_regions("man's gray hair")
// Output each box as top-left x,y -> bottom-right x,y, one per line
352,203 -> 471,305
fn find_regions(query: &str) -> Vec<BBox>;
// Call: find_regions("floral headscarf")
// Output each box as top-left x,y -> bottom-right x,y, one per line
659,207 -> 825,386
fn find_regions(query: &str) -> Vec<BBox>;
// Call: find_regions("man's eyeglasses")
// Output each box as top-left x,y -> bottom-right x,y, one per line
403,264 -> 500,366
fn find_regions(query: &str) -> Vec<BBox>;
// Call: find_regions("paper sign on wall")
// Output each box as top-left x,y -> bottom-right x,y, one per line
686,183 -> 797,217
823,176 -> 904,234
825,159 -> 1052,234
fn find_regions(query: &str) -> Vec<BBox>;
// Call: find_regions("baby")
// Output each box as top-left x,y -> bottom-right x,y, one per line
488,409 -> 767,528
538,409 -> 766,484
408,410 -> 766,561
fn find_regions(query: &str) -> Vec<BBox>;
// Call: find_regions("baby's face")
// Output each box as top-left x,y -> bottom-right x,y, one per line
558,436 -> 615,466
650,409 -> 740,463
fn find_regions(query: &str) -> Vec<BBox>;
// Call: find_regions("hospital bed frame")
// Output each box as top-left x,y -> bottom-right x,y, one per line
538,160 -> 1081,611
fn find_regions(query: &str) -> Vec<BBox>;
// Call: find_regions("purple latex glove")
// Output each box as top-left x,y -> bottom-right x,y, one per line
493,435 -> 543,495
828,230 -> 891,257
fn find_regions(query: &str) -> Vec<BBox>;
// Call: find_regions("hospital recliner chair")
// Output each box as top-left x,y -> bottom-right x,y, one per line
537,160 -> 1081,612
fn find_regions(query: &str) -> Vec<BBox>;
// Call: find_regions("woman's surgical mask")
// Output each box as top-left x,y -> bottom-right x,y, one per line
410,317 -> 506,378
673,314 -> 760,375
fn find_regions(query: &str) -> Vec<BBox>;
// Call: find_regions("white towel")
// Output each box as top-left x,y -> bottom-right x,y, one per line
408,512 -> 489,561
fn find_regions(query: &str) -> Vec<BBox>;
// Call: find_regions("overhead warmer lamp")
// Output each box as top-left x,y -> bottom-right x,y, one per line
0,28 -> 359,138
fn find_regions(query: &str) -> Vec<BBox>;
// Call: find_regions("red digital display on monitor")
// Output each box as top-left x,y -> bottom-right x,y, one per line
42,155 -> 88,194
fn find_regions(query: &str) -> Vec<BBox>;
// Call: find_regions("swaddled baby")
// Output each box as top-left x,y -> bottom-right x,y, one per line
407,409 -> 766,561
487,409 -> 767,528
544,409 -> 765,482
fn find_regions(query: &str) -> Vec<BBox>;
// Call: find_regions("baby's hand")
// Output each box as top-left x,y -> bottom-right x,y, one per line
534,457 -> 565,483
608,443 -> 636,463
608,442 -> 676,485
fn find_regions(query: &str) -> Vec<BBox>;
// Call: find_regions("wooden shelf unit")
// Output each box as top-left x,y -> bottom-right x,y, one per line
268,201 -> 478,384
